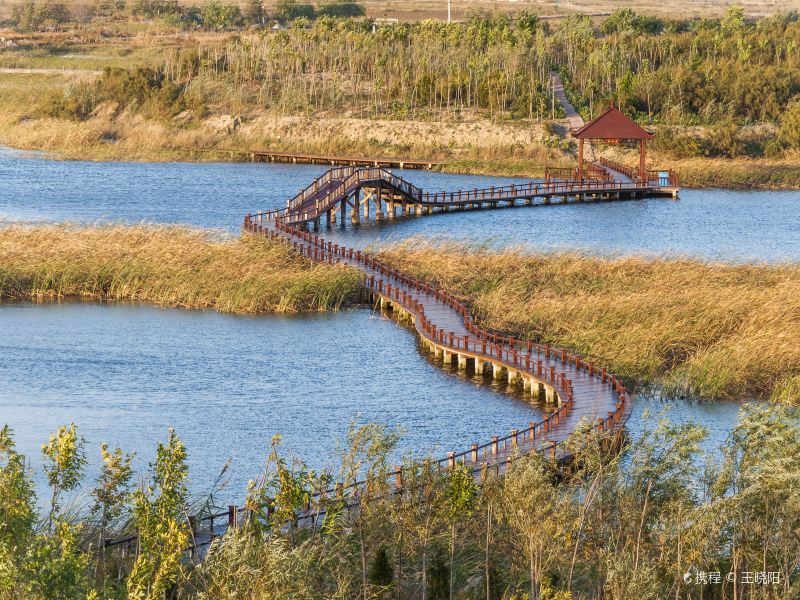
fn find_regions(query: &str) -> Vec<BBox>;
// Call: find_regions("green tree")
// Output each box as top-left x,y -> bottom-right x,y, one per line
274,0 -> 314,22
201,0 -> 241,29
41,423 -> 87,533
127,428 -> 189,600
443,464 -> 477,600
779,99 -> 800,150
500,453 -> 563,600
721,3 -> 747,36
11,0 -> 71,31
0,426 -> 36,595
316,0 -> 364,18
244,0 -> 264,25
92,443 -> 134,588
516,10 -> 539,33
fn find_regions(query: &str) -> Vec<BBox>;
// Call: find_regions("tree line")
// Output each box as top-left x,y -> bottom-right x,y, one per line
25,6 -> 800,158
8,0 -> 365,31
2,404 -> 800,599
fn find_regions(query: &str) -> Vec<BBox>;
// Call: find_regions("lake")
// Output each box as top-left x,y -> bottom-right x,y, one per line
0,147 -> 782,503
2,147 -> 798,262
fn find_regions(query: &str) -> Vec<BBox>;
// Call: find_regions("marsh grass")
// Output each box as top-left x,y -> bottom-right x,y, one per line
2,225 -> 797,402
378,239 -> 800,402
0,224 -> 362,312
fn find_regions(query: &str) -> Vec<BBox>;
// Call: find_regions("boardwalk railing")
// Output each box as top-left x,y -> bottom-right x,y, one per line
104,162 -> 655,555
544,165 -> 612,182
256,164 -> 675,227
598,157 -> 679,188
287,166 -> 423,221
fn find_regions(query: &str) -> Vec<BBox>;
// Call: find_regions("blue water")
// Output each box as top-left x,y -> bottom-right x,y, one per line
1,146 -> 798,262
0,147 -> 777,504
0,301 -> 548,503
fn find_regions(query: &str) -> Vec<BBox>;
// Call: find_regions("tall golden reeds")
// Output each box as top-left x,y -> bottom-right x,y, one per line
0,224 -> 362,312
378,239 -> 800,403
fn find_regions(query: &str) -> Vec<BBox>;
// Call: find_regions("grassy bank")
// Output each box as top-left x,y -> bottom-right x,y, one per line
2,224 -> 797,402
4,101 -> 800,188
0,224 -> 362,312
378,240 -> 800,403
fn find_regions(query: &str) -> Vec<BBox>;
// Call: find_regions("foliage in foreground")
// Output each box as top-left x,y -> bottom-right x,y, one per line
379,240 -> 800,402
2,406 -> 800,599
0,224 -> 361,313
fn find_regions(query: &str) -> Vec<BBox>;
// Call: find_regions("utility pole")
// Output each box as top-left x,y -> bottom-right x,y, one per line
447,0 -> 451,23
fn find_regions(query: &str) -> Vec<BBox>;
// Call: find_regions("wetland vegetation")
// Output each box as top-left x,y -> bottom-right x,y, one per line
1,7 -> 799,187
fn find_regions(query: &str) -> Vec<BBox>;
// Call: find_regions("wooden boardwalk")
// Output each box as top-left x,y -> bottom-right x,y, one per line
189,147 -> 441,170
105,101 -> 679,554
249,158 -> 678,230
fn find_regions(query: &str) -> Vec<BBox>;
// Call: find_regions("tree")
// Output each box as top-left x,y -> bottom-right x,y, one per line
443,464 -> 477,600
516,10 -> 539,33
779,99 -> 800,151
244,0 -> 264,25
275,0 -> 314,22
201,0 -> 242,29
92,443 -> 134,587
316,0 -> 365,18
721,3 -> 747,36
127,428 -> 189,600
500,454 -> 563,600
0,426 -> 36,595
41,423 -> 87,533
11,0 -> 72,31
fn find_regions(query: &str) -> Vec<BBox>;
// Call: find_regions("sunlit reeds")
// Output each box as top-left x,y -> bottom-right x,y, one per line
379,239 -> 800,402
0,224 -> 362,312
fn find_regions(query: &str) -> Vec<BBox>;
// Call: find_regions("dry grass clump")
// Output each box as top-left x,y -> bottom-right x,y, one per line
0,224 -> 361,312
378,239 -> 800,402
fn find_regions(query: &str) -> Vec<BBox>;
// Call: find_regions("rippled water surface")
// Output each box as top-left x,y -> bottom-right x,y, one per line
1,301 -> 549,501
0,148 -> 775,501
2,147 -> 798,262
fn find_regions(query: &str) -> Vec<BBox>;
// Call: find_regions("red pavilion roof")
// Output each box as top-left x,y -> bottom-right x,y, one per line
573,106 -> 653,140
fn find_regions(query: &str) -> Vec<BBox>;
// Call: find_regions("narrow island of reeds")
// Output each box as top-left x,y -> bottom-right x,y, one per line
2,224 -> 798,403
377,240 -> 800,404
0,223 -> 362,312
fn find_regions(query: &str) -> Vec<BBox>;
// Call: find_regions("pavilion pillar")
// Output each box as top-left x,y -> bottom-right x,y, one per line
639,139 -> 647,183
578,138 -> 584,182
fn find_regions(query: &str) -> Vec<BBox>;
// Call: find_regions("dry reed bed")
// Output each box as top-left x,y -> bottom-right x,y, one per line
377,240 -> 800,403
2,225 -> 797,402
0,224 -> 361,312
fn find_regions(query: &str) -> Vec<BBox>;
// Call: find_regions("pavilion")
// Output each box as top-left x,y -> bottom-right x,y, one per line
572,105 -> 654,183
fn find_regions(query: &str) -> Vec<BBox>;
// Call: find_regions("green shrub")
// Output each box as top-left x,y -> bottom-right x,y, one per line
316,0 -> 364,18
244,0 -> 264,25
11,0 -> 71,31
780,99 -> 800,151
601,8 -> 664,34
130,0 -> 181,18
201,0 -> 242,29
275,0 -> 314,22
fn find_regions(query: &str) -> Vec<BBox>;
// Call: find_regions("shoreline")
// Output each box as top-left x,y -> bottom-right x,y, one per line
1,223 -> 797,403
2,138 -> 799,190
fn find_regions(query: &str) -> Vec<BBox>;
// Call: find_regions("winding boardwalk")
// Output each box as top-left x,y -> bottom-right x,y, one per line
106,101 -> 678,555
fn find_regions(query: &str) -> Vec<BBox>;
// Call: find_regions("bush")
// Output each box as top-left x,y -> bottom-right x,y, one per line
316,0 -> 364,18
780,99 -> 800,151
130,0 -> 181,18
201,0 -> 241,29
601,9 -> 664,35
11,0 -> 71,31
244,0 -> 264,25
516,9 -> 539,33
275,0 -> 315,22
